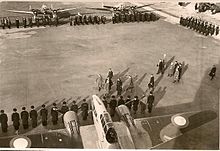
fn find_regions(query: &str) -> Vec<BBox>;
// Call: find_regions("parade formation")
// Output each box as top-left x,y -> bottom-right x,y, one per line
0,1 -> 219,150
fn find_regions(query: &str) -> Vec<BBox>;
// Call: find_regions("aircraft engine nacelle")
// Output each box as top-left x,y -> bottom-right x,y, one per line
63,111 -> 80,138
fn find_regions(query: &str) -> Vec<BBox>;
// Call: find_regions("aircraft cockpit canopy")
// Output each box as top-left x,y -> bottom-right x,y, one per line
106,127 -> 118,144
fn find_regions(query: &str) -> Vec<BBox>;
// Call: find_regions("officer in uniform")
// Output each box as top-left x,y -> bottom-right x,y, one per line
12,108 -> 20,133
116,78 -> 123,96
107,68 -> 113,80
1,18 -> 5,29
147,92 -> 154,113
84,15 -> 88,25
60,101 -> 69,123
130,13 -> 135,22
148,74 -> 154,90
51,103 -> 58,125
209,65 -> 216,80
125,95 -> 132,110
70,101 -> 78,113
28,17 -> 33,28
180,16 -> 183,25
109,95 -> 117,117
216,26 -> 219,35
7,17 -> 11,29
133,96 -> 139,115
0,110 -> 8,133
36,18 -> 40,27
29,106 -> 37,128
23,17 -> 27,28
117,96 -> 125,106
101,16 -> 106,24
40,104 -> 48,126
81,99 -> 89,120
15,18 -> 19,28
21,107 -> 29,129
102,96 -> 108,109
69,16 -> 73,26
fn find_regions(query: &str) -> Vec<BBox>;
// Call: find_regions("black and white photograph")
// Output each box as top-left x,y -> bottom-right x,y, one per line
0,0 -> 219,150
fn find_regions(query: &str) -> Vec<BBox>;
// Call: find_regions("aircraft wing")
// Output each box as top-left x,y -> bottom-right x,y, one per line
85,7 -> 111,12
58,8 -> 77,12
0,128 -> 83,148
131,110 -> 217,149
136,4 -> 154,9
7,10 -> 34,14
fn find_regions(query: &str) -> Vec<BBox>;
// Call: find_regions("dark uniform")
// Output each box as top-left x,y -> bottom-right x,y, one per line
29,106 -> 37,128
0,110 -> 8,133
70,101 -> 78,113
107,68 -> 114,80
147,93 -> 154,113
7,18 -> 11,29
148,74 -> 154,90
178,64 -> 182,82
216,26 -> 219,35
23,17 -> 27,28
81,99 -> 89,120
157,60 -> 164,74
51,103 -> 58,125
21,107 -> 29,129
125,96 -> 132,110
36,18 -> 40,27
109,96 -> 117,117
117,96 -> 125,106
28,17 -> 33,28
40,105 -> 48,126
133,96 -> 139,114
15,18 -> 19,28
209,65 -> 216,80
60,102 -> 69,123
12,108 -> 20,131
116,78 -> 123,96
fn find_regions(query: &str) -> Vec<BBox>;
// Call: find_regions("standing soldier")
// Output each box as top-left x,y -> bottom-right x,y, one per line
15,18 -> 19,28
51,103 -> 58,125
107,68 -> 114,80
69,16 -> 73,26
102,96 -> 108,109
147,92 -> 154,113
70,101 -> 78,113
60,101 -> 69,123
173,61 -> 179,75
81,99 -> 89,120
7,17 -> 11,29
23,17 -> 27,28
29,106 -> 37,128
209,65 -> 216,80
28,17 -> 33,28
133,96 -> 139,114
117,96 -> 125,106
178,63 -> 183,82
125,95 -> 132,110
168,62 -> 175,77
109,95 -> 117,117
12,108 -> 20,134
216,26 -> 219,35
148,74 -> 154,91
116,78 -> 123,96
40,104 -> 48,126
173,66 -> 180,83
157,59 -> 164,74
1,18 -> 5,29
0,110 -> 8,133
36,18 -> 40,27
21,107 -> 29,129
105,77 -> 113,93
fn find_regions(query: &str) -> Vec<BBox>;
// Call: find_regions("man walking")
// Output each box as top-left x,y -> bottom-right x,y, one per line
147,92 -> 154,113
209,65 -> 216,80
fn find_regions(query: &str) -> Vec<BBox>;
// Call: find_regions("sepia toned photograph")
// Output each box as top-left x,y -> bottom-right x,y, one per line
0,0 -> 219,150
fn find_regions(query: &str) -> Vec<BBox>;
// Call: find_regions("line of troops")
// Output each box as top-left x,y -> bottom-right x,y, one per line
0,99 -> 89,134
112,12 -> 159,24
70,15 -> 107,26
0,16 -> 58,29
180,16 -> 219,36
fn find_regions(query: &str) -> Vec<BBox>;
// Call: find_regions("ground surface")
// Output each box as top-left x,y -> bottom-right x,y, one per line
0,1 -> 219,149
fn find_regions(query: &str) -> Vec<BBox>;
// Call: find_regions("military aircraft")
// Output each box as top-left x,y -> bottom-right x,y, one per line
7,4 -> 77,21
0,95 -> 216,149
86,3 -> 154,14
195,3 -> 220,14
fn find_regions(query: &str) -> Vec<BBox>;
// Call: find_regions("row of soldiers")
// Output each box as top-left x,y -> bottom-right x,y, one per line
70,15 -> 107,26
180,16 -> 219,36
112,12 -> 159,24
1,16 -> 58,29
0,99 -> 89,134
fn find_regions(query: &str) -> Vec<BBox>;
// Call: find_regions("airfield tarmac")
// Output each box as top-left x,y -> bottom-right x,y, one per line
0,2 -> 219,149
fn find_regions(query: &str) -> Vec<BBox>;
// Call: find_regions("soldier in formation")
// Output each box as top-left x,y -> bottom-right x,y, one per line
29,106 -> 37,128
0,110 -> 8,133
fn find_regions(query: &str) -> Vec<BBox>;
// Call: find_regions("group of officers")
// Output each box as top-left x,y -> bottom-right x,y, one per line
0,99 -> 89,134
1,16 -> 58,29
112,12 -> 159,24
70,15 -> 107,26
180,16 -> 219,36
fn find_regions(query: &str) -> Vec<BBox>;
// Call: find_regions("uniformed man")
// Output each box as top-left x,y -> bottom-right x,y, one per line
109,95 -> 117,117
70,101 -> 79,113
133,96 -> 139,114
157,59 -> 164,74
116,78 -> 123,96
101,16 -> 106,24
23,17 -> 27,28
51,103 -> 58,125
209,65 -> 216,80
60,101 -> 69,114
21,107 -> 29,129
69,16 -> 73,26
216,26 -> 219,35
148,74 -> 154,90
107,68 -> 114,80
84,15 -> 88,25
15,18 -> 19,28
0,110 -> 8,133
36,18 -> 40,27
81,99 -> 89,120
125,95 -> 132,110
40,104 -> 48,126
180,16 -> 183,25
178,63 -> 183,82
117,96 -> 125,106
12,108 -> 20,134
1,18 -> 5,29
7,17 -> 11,29
147,92 -> 154,113
29,106 -> 37,128
102,96 -> 108,109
